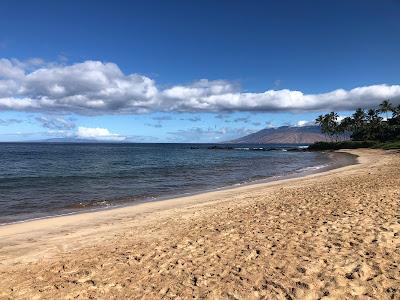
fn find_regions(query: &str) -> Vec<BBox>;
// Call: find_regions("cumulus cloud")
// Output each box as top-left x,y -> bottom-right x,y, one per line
0,59 -> 158,114
0,58 -> 399,115
296,115 -> 348,127
296,120 -> 314,127
76,126 -> 126,141
0,58 -> 26,79
166,83 -> 400,113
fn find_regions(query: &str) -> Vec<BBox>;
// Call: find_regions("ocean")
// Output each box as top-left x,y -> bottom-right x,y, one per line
0,143 -> 348,224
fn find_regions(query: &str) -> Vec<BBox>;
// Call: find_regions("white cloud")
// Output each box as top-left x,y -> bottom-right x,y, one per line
0,58 -> 25,79
0,59 -> 158,114
297,114 -> 349,127
296,120 -> 314,127
337,115 -> 346,123
0,58 -> 399,115
163,84 -> 400,113
76,126 -> 125,141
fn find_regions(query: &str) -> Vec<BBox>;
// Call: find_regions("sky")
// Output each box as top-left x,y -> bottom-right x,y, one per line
0,0 -> 399,142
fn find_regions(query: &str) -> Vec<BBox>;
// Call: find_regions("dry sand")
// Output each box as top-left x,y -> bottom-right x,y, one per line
0,149 -> 399,299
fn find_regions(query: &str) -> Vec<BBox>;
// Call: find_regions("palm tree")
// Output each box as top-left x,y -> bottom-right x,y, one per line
315,113 -> 339,141
315,114 -> 329,141
351,108 -> 366,140
392,104 -> 400,119
379,100 -> 393,121
326,112 -> 339,141
315,115 -> 324,126
339,117 -> 353,140
352,108 -> 366,127
315,102 -> 399,144
366,108 -> 376,122
340,117 -> 353,130
366,109 -> 383,140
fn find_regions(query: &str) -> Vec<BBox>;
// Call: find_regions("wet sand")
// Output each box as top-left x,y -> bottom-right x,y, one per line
0,149 -> 399,299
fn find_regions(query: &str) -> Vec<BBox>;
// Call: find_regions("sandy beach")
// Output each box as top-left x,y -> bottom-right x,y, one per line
0,149 -> 399,299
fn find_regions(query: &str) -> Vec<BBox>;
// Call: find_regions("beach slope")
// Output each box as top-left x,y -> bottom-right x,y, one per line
0,149 -> 399,299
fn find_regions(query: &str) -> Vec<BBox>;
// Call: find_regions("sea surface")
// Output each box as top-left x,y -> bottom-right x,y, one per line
0,143 -> 342,224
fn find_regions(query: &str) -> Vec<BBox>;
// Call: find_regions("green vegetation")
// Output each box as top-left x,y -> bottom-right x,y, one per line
308,141 -> 377,151
309,140 -> 400,151
374,140 -> 400,150
311,100 -> 400,150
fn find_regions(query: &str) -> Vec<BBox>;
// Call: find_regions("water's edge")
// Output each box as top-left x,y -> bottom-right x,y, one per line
0,151 -> 358,226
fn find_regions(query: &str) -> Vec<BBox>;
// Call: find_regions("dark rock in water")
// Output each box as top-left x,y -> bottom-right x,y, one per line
286,147 -> 309,152
190,146 -> 200,149
207,146 -> 309,152
207,146 -> 234,150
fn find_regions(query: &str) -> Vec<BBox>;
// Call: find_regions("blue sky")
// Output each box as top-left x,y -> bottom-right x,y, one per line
0,0 -> 399,142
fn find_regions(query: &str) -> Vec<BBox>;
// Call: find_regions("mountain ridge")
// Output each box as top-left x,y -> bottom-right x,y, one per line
228,125 -> 327,144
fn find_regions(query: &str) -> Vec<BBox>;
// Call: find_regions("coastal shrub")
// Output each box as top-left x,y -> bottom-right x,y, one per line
309,140 -> 400,150
308,141 -> 377,151
373,140 -> 400,150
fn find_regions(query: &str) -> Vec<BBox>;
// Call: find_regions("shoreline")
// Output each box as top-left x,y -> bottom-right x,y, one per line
1,149 -> 399,299
0,151 -> 356,231
0,150 -> 357,227
0,150 -> 362,266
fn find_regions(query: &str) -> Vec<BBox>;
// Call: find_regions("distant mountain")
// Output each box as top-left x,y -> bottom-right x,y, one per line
228,125 -> 328,144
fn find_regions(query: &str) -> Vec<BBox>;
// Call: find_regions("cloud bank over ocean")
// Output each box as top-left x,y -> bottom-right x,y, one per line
1,58 -> 399,115
76,126 -> 125,141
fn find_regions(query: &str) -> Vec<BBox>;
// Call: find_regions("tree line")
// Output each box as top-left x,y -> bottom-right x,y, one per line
315,100 -> 400,142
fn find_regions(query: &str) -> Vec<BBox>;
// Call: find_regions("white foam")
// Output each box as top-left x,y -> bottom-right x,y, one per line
297,164 -> 328,173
